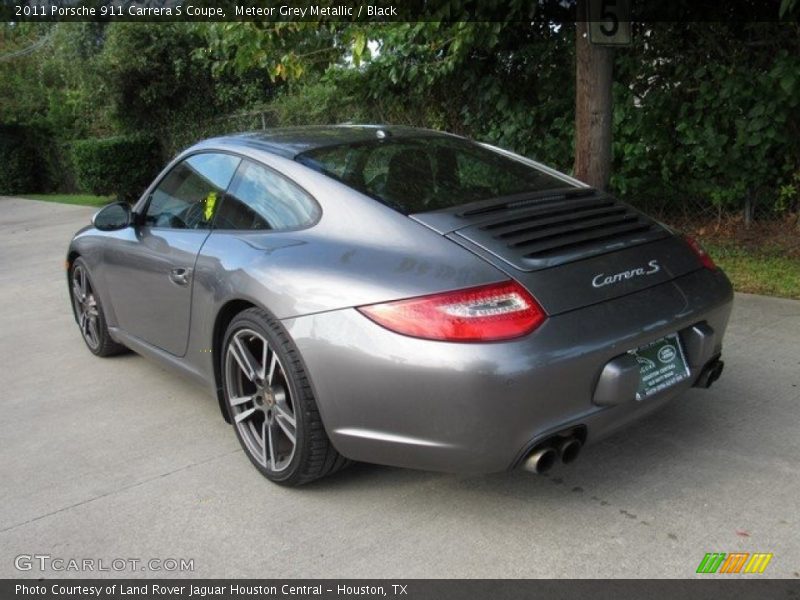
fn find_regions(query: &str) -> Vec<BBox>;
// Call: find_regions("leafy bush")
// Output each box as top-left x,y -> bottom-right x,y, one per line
7,20 -> 798,222
71,134 -> 161,203
100,23 -> 217,132
0,125 -> 43,194
611,24 -> 800,218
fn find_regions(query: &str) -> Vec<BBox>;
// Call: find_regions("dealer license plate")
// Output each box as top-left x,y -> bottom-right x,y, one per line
629,333 -> 690,401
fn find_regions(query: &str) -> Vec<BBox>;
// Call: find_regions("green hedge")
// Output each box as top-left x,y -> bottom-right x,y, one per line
71,134 -> 161,203
0,125 -> 41,195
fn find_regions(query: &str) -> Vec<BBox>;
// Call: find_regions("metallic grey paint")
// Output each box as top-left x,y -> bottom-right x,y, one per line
67,125 -> 734,474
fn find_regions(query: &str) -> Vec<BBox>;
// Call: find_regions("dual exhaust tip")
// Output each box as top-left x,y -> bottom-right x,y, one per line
522,436 -> 582,474
521,359 -> 726,475
694,358 -> 724,389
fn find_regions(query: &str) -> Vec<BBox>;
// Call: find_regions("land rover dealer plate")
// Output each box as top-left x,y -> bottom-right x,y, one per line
630,333 -> 691,400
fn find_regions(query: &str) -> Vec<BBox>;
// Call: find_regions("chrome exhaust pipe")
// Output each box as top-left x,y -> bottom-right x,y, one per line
555,437 -> 582,464
521,446 -> 558,474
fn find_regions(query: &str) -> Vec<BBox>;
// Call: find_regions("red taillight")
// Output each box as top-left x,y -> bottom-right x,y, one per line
357,280 -> 546,342
684,235 -> 717,270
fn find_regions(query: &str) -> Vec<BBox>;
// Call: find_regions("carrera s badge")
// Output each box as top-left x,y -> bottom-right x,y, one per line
592,260 -> 661,288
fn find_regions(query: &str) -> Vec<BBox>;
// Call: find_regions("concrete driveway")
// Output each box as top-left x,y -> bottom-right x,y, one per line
0,196 -> 798,579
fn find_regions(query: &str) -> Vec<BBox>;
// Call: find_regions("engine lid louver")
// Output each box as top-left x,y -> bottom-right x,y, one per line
446,189 -> 669,272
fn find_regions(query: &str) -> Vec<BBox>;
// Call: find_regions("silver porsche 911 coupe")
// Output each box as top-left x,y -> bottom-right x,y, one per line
67,125 -> 733,485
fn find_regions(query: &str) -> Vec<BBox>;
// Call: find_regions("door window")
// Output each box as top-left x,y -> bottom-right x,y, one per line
144,153 -> 240,229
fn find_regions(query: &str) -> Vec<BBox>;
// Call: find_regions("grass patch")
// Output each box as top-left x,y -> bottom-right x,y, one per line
703,241 -> 800,300
21,193 -> 114,208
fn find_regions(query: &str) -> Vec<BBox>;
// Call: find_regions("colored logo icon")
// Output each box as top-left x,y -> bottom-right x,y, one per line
696,552 -> 773,574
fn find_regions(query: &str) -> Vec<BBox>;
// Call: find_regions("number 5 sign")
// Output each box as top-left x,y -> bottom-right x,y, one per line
588,0 -> 632,46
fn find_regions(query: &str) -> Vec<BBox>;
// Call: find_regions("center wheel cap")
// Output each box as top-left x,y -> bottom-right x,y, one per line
258,384 -> 275,407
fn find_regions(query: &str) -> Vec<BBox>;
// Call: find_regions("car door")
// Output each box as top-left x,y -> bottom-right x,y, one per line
103,152 -> 240,356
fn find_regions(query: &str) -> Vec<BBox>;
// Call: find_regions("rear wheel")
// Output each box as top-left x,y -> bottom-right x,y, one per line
222,307 -> 349,485
70,258 -> 127,357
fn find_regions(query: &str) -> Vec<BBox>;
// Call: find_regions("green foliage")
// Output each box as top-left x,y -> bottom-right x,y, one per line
612,23 -> 800,215
99,23 -> 219,132
776,169 -> 800,213
198,22 -> 343,82
71,135 -> 161,203
780,0 -> 798,17
257,20 -> 800,217
2,20 -> 799,220
269,77 -> 370,126
39,23 -> 112,139
295,21 -> 577,171
0,125 -> 40,194
0,23 -> 53,127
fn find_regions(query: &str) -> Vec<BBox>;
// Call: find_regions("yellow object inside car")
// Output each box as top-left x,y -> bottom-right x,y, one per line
203,191 -> 218,222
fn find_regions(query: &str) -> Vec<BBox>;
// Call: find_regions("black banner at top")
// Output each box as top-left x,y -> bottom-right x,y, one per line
0,0 -> 797,23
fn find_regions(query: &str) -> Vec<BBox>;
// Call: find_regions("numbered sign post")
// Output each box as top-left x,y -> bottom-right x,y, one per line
588,0 -> 632,46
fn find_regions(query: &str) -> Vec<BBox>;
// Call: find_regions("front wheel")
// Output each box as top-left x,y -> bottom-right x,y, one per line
222,307 -> 349,485
70,258 -> 127,357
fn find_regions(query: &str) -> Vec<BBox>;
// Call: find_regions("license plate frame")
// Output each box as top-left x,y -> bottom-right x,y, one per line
629,333 -> 691,401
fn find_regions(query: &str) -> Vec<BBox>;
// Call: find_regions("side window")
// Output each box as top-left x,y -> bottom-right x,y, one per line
144,153 -> 240,229
215,160 -> 319,231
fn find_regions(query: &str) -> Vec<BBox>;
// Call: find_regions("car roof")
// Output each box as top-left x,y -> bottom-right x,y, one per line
201,125 -> 462,159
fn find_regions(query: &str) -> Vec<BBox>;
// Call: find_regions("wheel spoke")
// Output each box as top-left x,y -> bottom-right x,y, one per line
267,421 -> 277,470
275,412 -> 296,445
87,318 -> 99,345
261,420 -> 268,467
79,269 -> 87,298
267,352 -> 278,385
230,336 -> 259,382
234,406 -> 258,424
260,343 -> 269,381
72,280 -> 84,302
229,395 -> 254,407
274,400 -> 295,425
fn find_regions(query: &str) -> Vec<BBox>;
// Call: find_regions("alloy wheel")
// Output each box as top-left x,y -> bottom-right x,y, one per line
71,265 -> 101,350
224,328 -> 297,473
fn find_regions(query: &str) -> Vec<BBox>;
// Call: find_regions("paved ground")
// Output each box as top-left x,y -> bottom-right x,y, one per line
0,196 -> 798,579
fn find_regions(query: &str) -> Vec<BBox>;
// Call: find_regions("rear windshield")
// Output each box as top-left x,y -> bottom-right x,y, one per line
295,136 -> 570,214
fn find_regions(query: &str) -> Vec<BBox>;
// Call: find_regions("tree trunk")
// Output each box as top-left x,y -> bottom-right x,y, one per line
574,17 -> 614,190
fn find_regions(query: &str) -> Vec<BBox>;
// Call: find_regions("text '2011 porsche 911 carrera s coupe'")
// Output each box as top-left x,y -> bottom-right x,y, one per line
67,125 -> 733,485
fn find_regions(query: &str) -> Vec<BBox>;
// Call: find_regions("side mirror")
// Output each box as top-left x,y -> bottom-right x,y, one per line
92,202 -> 132,231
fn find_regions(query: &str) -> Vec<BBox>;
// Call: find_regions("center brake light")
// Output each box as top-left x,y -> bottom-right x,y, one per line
357,280 -> 546,342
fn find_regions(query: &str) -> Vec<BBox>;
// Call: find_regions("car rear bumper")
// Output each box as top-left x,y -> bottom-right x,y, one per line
283,267 -> 734,473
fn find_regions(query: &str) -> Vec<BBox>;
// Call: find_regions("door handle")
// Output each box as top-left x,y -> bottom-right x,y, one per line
169,267 -> 192,286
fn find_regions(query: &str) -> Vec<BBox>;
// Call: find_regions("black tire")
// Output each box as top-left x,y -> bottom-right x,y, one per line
70,257 -> 128,357
222,307 -> 349,486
